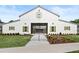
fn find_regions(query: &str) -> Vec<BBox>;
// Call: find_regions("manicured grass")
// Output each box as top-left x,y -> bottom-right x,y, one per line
67,50 -> 79,53
63,35 -> 79,42
64,35 -> 79,53
0,35 -> 32,48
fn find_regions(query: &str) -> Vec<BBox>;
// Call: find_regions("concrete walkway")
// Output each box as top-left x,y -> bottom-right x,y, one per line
31,33 -> 47,41
26,33 -> 48,47
0,34 -> 79,53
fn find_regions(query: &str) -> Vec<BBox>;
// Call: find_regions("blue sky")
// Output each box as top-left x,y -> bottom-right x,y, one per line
0,5 -> 79,22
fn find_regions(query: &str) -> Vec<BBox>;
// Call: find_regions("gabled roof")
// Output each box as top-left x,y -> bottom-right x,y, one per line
59,19 -> 77,25
19,5 -> 60,17
4,19 -> 20,25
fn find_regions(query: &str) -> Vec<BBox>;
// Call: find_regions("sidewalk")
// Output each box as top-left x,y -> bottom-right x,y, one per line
0,42 -> 79,53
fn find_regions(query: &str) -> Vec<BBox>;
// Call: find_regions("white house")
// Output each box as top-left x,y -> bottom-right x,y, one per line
2,6 -> 77,35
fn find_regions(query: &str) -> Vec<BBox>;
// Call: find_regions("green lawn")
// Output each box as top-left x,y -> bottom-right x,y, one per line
63,35 -> 79,42
63,35 -> 79,53
0,35 -> 32,48
49,35 -> 79,53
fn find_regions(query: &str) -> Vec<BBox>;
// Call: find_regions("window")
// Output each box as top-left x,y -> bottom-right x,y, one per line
64,26 -> 70,30
23,26 -> 28,32
9,26 -> 15,30
77,25 -> 79,32
0,26 -> 2,30
36,10 -> 42,18
50,26 -> 56,32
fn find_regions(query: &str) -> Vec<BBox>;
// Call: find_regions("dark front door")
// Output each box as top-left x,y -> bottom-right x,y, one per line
31,23 -> 48,34
35,29 -> 43,33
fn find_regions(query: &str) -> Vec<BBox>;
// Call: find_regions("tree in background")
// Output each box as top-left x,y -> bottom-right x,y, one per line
0,19 -> 4,23
9,20 -> 14,23
71,19 -> 79,24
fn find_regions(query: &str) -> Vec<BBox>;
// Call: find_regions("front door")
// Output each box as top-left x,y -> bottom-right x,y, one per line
35,29 -> 43,33
31,23 -> 48,34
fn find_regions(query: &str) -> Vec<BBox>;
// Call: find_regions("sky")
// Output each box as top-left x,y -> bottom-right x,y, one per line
0,5 -> 79,22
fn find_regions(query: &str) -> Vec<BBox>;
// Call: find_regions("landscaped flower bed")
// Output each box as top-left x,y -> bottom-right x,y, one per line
47,34 -> 75,44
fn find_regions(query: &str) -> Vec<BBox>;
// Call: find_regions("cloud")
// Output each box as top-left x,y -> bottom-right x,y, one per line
51,6 -> 79,21
0,5 -> 23,22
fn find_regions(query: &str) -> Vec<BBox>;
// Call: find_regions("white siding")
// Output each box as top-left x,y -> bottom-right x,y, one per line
19,7 -> 59,34
48,20 -> 77,34
2,21 -> 20,34
20,7 -> 59,23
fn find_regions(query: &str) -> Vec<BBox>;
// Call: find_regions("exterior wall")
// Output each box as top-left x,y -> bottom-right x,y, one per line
19,7 -> 59,34
77,25 -> 79,34
20,7 -> 59,22
48,20 -> 77,34
19,20 -> 31,35
58,21 -> 77,34
2,21 -> 20,34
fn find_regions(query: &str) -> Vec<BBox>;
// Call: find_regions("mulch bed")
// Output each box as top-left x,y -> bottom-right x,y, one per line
47,35 -> 75,44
